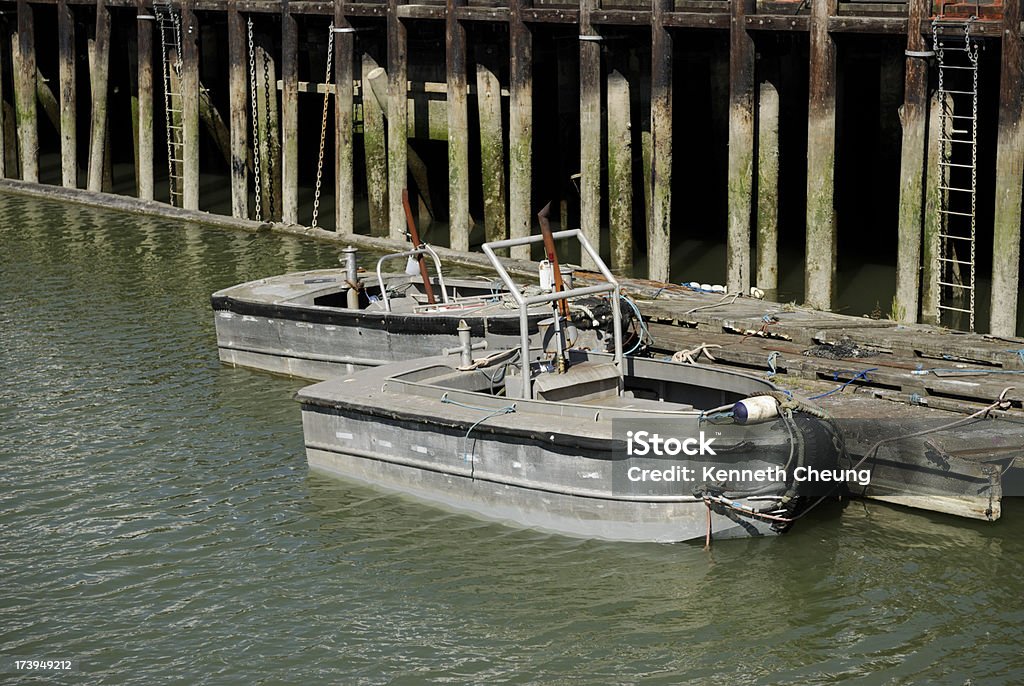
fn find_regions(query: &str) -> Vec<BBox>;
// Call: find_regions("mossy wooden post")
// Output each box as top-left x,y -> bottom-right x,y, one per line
555,38 -> 575,232
509,0 -> 532,259
446,0 -> 470,250
805,0 -> 839,310
649,0 -> 673,282
0,25 -> 6,178
181,1 -> 200,210
386,0 -> 408,240
895,0 -> 929,324
727,0 -> 755,293
136,1 -> 154,200
86,0 -> 109,192
255,38 -> 281,221
58,0 -> 77,188
990,0 -> 1024,336
227,1 -> 247,218
922,90 -> 944,325
475,43 -> 507,247
757,66 -> 780,294
281,1 -> 298,224
579,0 -> 600,268
607,65 -> 632,275
334,2 -> 355,232
361,52 -> 388,236
14,0 -> 38,183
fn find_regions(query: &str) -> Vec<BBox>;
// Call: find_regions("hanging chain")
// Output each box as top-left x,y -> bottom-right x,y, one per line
966,17 -> 979,332
248,17 -> 262,221
932,17 -> 947,325
263,50 -> 276,220
311,24 -> 336,230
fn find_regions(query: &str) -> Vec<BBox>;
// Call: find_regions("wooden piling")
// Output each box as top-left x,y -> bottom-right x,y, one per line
14,0 -> 38,183
579,0 -> 600,268
607,67 -> 632,275
509,0 -> 532,259
727,0 -> 755,293
804,0 -> 839,310
227,1 -> 247,218
254,39 -> 281,221
387,0 -> 408,240
0,25 -> 6,178
921,90 -> 944,325
990,0 -> 1024,336
649,0 -> 673,282
281,2 -> 298,224
361,52 -> 388,236
475,43 -> 507,246
35,69 -> 59,134
181,1 -> 200,210
446,0 -> 470,250
136,1 -> 154,200
895,0 -> 929,324
58,0 -> 77,188
86,0 -> 109,192
757,72 -> 780,294
334,2 -> 355,232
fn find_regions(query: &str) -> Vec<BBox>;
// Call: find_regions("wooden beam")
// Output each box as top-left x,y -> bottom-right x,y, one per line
476,43 -> 507,247
228,1 -> 248,217
387,0 -> 408,239
58,0 -> 77,188
181,0 -> 200,210
87,0 -> 109,192
14,0 -> 38,183
607,66 -> 632,275
727,0 -> 755,293
649,0 -> 673,282
757,65 -> 780,294
895,0 -> 929,324
804,0 -> 839,310
579,0 -> 600,268
990,0 -> 1024,336
136,1 -> 154,200
334,1 -> 355,232
508,0 -> 532,259
446,0 -> 470,250
281,1 -> 299,223
361,53 -> 388,236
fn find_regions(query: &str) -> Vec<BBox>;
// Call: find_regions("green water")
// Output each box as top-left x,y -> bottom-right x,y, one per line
1,191 -> 1022,684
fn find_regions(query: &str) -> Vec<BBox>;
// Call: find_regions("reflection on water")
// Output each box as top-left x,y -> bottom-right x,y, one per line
1,190 -> 1022,684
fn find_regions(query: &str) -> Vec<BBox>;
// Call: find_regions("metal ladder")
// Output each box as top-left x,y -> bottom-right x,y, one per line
154,0 -> 185,207
932,14 -> 980,331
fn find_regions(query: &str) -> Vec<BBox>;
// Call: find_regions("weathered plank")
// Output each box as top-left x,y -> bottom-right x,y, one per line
509,0 -> 533,260
334,2 -> 355,232
579,0 -> 600,269
475,43 -> 507,247
181,0 -> 200,210
59,0 -> 77,188
649,0 -> 673,282
446,0 -> 470,250
281,1 -> 299,223
607,66 -> 632,275
14,0 -> 38,183
757,67 -> 780,294
136,1 -> 154,200
86,0 -> 109,192
361,52 -> 388,236
386,0 -> 408,239
228,1 -> 248,218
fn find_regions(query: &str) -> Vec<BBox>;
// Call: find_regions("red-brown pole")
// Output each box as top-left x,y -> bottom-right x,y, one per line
403,189 -> 436,305
538,202 -> 568,317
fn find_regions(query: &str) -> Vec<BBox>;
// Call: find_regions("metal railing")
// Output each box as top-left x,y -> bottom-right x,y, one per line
375,245 -> 450,312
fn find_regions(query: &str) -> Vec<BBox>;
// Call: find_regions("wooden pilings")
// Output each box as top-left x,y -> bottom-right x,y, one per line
14,0 -> 38,183
446,0 -> 470,250
227,2 -> 247,218
254,37 -> 281,221
508,0 -> 532,259
281,1 -> 298,224
334,4 -> 355,232
922,90 -> 945,325
606,65 -> 632,275
579,0 -> 600,268
727,0 -> 755,293
990,0 -> 1024,336
386,0 -> 408,240
136,1 -> 154,200
804,0 -> 839,310
649,0 -> 673,282
180,1 -> 199,210
58,0 -> 76,188
894,0 -> 929,324
757,69 -> 780,295
361,53 -> 389,236
0,23 -> 6,178
476,43 -> 507,246
86,0 -> 109,192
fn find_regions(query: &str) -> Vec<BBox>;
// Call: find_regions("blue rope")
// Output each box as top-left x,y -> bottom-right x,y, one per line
441,394 -> 517,441
1007,349 -> 1024,366
808,368 -> 879,400
766,351 -> 780,378
620,294 -> 653,354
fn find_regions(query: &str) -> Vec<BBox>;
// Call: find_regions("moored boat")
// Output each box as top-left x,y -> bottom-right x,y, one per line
296,229 -> 848,542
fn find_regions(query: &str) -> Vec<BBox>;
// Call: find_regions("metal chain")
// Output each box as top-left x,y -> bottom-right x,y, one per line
248,18 -> 262,221
311,24 -> 336,229
263,50 -> 276,220
932,17 -> 947,325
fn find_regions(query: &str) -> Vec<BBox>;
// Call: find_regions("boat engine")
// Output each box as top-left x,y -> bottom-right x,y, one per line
567,296 -> 647,354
